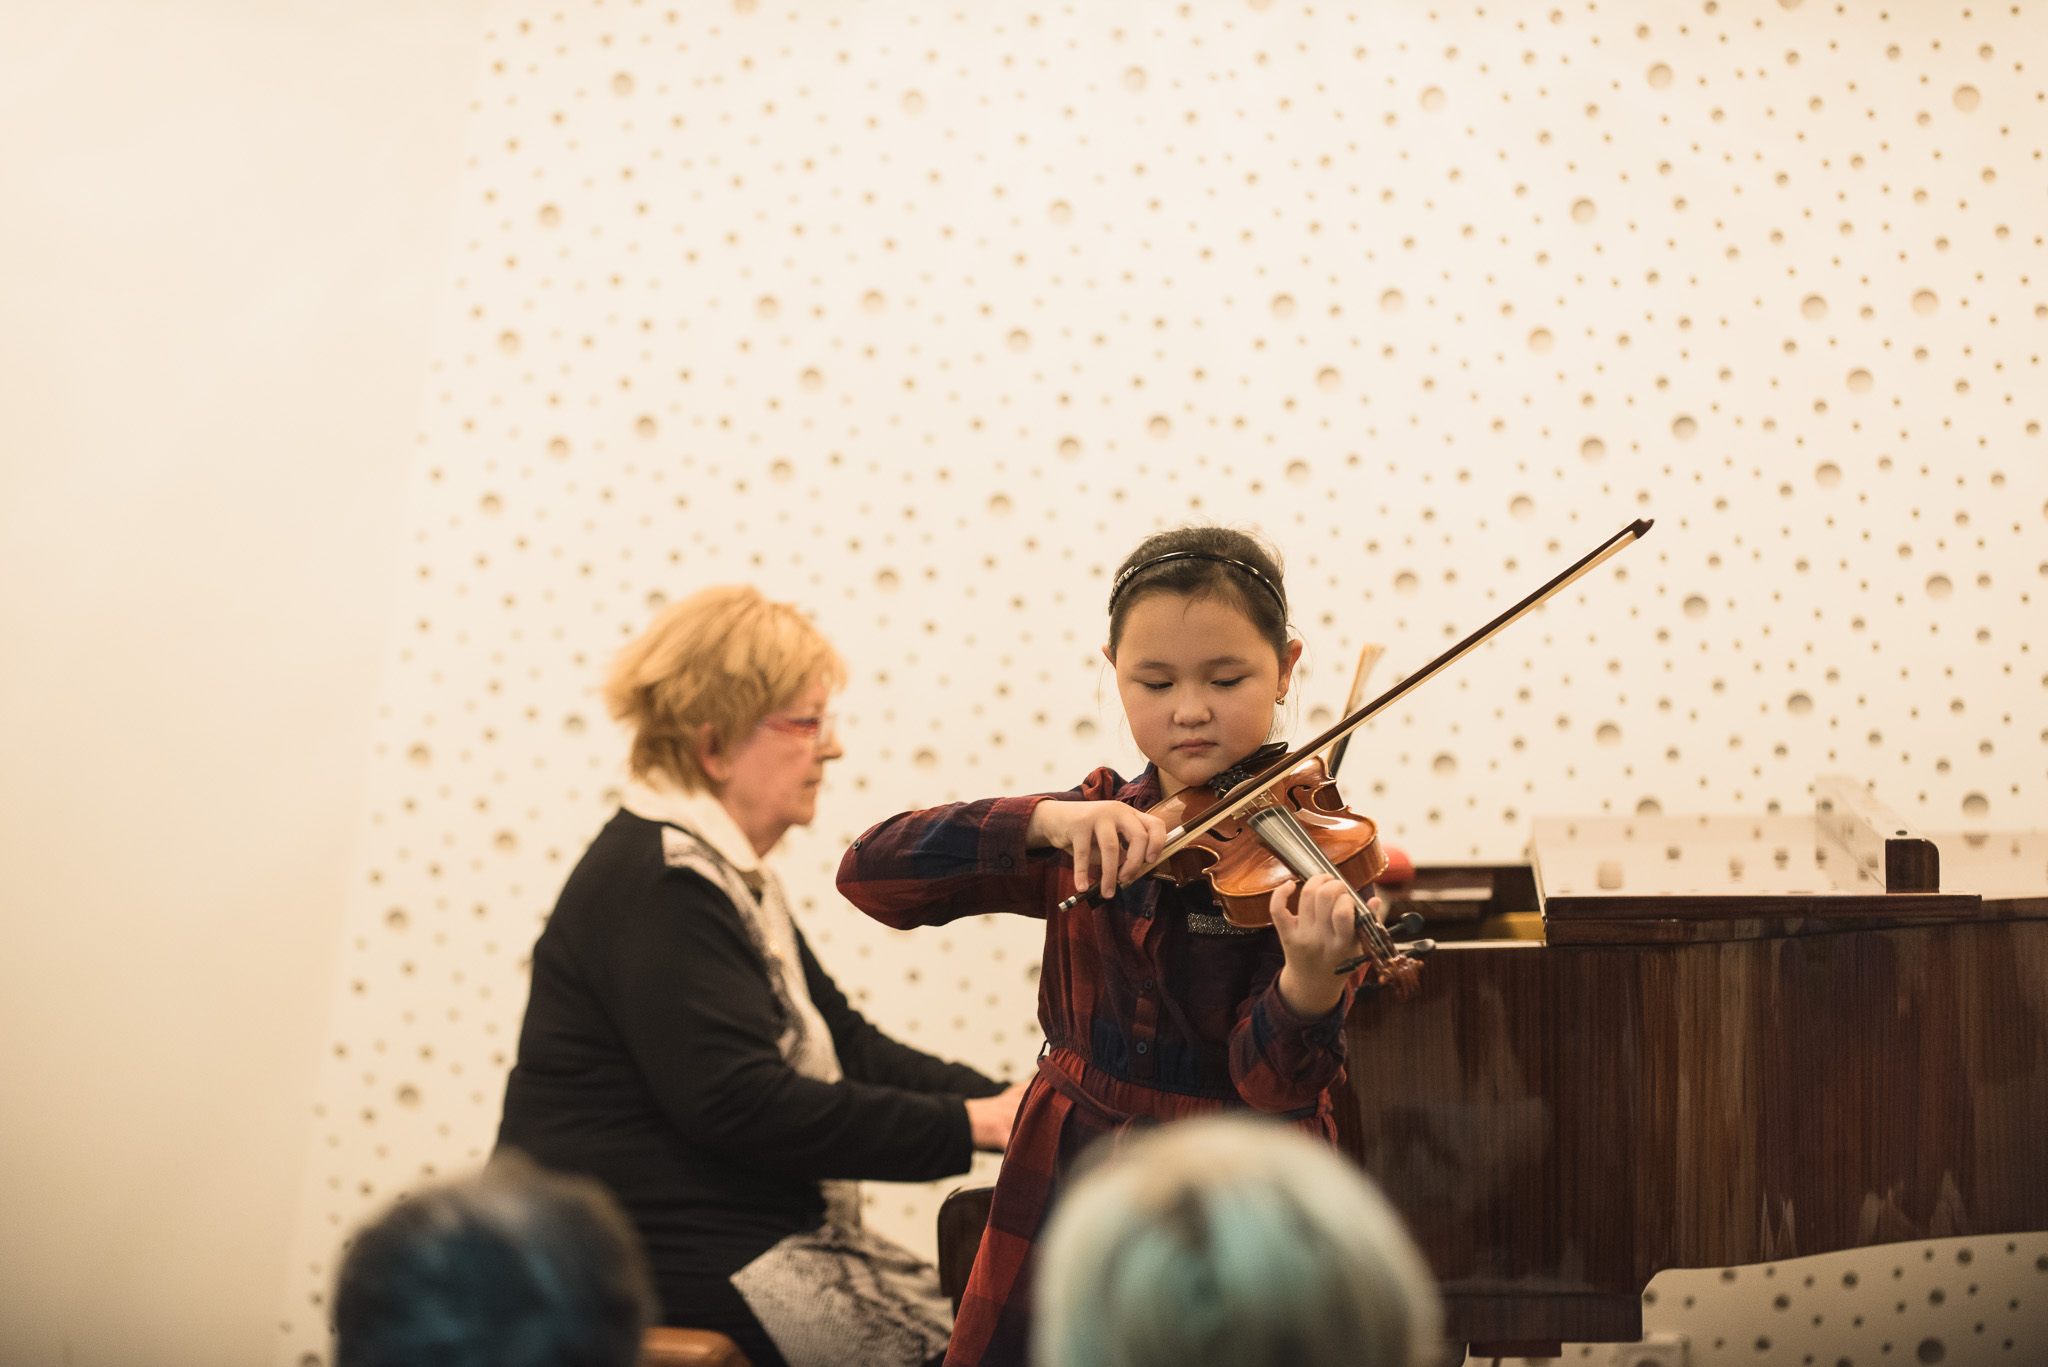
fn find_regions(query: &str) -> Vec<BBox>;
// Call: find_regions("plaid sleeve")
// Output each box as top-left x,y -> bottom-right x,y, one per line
836,794 -> 1057,929
1227,959 -> 1355,1114
836,768 -> 1130,930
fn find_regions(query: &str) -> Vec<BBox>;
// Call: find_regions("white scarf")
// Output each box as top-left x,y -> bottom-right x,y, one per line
622,776 -> 860,1227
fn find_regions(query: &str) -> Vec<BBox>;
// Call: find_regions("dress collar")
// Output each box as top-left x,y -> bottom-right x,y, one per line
1120,763 -> 1165,809
621,773 -> 763,873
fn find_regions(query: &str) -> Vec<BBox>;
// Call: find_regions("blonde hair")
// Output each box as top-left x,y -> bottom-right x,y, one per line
603,585 -> 846,792
1033,1115 -> 1443,1367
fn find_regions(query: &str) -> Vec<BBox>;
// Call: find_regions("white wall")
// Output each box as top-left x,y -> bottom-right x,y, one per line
0,5 -> 488,1364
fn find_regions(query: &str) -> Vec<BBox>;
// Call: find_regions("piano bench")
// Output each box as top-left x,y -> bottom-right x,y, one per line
642,1327 -> 752,1367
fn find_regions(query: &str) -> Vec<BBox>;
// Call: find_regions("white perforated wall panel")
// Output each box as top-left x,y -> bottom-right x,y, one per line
276,2 -> 2045,1362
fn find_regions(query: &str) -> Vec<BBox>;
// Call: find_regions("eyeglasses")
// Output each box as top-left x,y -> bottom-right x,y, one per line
757,712 -> 838,746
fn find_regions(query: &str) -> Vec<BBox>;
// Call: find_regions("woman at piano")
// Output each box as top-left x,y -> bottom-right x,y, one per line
496,584 -> 1026,1367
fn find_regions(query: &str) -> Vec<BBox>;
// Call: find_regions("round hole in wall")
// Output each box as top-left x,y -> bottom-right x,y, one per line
1953,85 -> 1980,112
1962,793 -> 1990,819
1147,415 -> 1172,437
1815,461 -> 1842,487
800,368 -> 823,391
1058,436 -> 1081,458
1596,723 -> 1621,745
901,90 -> 926,114
1380,289 -> 1405,313
1581,436 -> 1606,461
1528,327 -> 1554,351
1271,293 -> 1296,317
1571,198 -> 1597,223
1647,62 -> 1673,89
1672,415 -> 1698,440
634,415 -> 658,438
1683,594 -> 1708,618
611,72 -> 635,96
1394,571 -> 1419,594
1912,289 -> 1939,316
1510,494 -> 1535,519
1787,692 -> 1814,715
547,436 -> 570,459
1049,201 -> 1072,225
1432,752 -> 1457,775
1123,67 -> 1147,92
1926,574 -> 1953,599
1847,369 -> 1874,394
1316,368 -> 1340,391
1420,86 -> 1446,112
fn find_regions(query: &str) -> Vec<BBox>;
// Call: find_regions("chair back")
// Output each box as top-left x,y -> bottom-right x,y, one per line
936,1184 -> 997,1312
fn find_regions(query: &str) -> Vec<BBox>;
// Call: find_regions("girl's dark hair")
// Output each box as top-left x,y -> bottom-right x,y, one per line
1106,525 -> 1291,662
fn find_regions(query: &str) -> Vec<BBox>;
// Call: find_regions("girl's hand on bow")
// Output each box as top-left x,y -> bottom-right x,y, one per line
1026,800 -> 1168,901
1272,875 -> 1374,1019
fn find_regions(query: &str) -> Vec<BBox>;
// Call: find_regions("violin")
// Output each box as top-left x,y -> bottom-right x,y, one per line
1057,518 -> 1656,994
1149,746 -> 1423,998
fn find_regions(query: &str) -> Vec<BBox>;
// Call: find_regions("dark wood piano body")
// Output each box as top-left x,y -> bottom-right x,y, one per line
1335,811 -> 2048,1347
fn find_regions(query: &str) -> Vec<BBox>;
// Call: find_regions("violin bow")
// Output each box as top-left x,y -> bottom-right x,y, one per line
1322,642 -> 1385,779
1057,517 -> 1655,913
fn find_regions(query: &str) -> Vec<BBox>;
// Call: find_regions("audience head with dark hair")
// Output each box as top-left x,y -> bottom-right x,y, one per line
1033,1114 -> 1442,1367
333,1152 -> 655,1367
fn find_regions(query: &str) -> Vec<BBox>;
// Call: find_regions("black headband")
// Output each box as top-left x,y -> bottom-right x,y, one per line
1107,551 -> 1287,615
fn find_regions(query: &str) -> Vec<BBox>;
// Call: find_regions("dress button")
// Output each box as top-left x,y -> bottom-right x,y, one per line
1134,1041 -> 1149,1055
1141,978 -> 1155,992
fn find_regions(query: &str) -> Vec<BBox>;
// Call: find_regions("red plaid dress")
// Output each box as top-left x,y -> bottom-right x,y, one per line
836,764 -> 1357,1367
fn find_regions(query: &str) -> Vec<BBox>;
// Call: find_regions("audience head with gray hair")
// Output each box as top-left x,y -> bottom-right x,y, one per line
1033,1115 -> 1442,1367
333,1152 -> 655,1367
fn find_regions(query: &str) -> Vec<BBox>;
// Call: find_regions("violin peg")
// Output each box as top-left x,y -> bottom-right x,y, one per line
1392,911 -> 1426,941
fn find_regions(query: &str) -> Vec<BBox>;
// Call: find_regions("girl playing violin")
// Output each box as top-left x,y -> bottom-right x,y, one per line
836,525 -> 1391,1367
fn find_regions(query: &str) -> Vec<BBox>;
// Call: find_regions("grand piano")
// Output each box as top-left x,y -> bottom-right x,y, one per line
1338,777 -> 2048,1354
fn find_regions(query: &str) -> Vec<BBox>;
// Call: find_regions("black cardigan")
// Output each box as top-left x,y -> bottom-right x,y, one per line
497,809 -> 1003,1290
